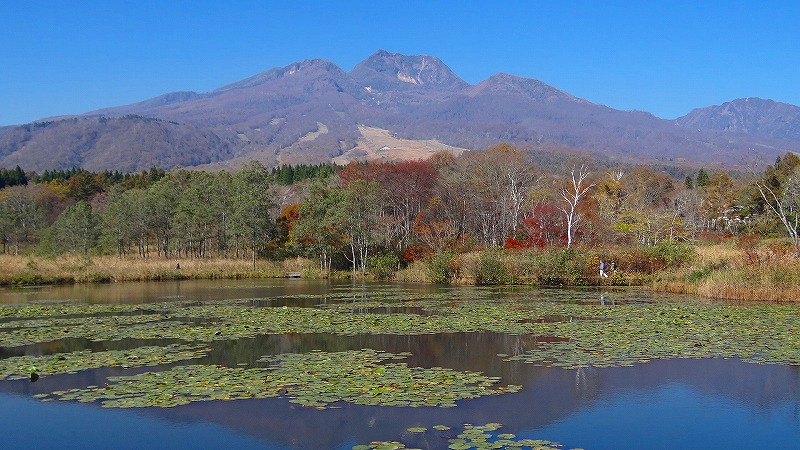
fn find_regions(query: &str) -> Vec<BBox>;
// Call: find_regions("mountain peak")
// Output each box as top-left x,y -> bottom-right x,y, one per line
214,58 -> 345,93
676,97 -> 800,141
350,50 -> 467,92
468,73 -> 577,103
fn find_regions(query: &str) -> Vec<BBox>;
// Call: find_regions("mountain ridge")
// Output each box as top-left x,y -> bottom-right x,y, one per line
1,50 -> 797,172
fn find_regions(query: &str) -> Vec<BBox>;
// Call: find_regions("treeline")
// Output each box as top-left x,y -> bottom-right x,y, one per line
0,166 -> 28,189
287,145 -> 799,275
0,146 -> 798,277
0,161 -> 323,260
271,163 -> 338,185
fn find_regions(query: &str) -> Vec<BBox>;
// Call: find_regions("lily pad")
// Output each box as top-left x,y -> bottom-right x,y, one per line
0,344 -> 210,380
38,349 -> 520,409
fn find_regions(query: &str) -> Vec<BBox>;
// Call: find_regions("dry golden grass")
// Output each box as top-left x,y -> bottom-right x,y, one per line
695,267 -> 800,302
393,260 -> 428,283
0,254 -> 320,286
653,242 -> 800,302
694,243 -> 741,263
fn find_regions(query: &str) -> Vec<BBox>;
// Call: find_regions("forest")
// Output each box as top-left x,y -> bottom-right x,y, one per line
1,144 -> 799,301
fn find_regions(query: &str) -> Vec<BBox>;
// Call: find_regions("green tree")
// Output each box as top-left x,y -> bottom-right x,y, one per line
0,185 -> 46,254
171,171 -> 217,258
290,179 -> 346,271
696,168 -> 709,188
338,179 -> 382,275
231,161 -> 276,269
41,200 -> 99,255
147,176 -> 180,257
101,188 -> 149,257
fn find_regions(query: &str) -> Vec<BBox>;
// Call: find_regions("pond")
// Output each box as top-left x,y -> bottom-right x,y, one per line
0,279 -> 798,449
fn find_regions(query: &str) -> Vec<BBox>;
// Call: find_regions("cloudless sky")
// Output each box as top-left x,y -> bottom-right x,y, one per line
2,0 -> 799,125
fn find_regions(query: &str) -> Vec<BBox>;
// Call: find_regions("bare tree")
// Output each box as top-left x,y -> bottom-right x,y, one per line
559,165 -> 594,248
756,169 -> 800,253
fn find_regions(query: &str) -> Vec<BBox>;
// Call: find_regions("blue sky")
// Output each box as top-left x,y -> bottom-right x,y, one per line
2,0 -> 798,126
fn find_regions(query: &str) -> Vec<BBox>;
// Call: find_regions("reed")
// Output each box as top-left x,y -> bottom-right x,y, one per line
653,241 -> 800,302
393,260 -> 429,283
0,254 -> 319,286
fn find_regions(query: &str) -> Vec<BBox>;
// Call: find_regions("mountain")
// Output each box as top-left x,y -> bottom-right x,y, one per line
675,98 -> 800,142
349,50 -> 469,108
0,116 -> 233,172
1,50 -> 798,172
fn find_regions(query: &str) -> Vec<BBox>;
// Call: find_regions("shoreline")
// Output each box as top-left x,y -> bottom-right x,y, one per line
1,246 -> 799,303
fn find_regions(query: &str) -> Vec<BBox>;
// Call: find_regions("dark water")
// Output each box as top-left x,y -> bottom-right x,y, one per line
0,280 -> 798,449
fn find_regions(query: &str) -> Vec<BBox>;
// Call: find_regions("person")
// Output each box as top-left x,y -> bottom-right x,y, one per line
610,261 -> 617,272
599,260 -> 609,278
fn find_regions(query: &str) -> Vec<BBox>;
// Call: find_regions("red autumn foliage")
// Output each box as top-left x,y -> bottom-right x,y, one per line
277,203 -> 301,233
521,202 -> 567,247
503,238 -> 527,250
401,245 -> 428,262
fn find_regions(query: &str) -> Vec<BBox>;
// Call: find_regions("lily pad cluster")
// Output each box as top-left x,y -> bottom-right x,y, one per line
36,349 -> 520,409
353,422 -> 569,450
0,344 -> 210,380
1,289 -> 799,389
501,304 -> 800,368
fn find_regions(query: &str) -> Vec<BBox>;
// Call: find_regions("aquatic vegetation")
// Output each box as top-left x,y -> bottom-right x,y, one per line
0,303 -> 143,319
353,423 -> 567,450
503,303 -> 800,368
2,291 -> 799,369
0,344 -> 210,380
36,349 -> 520,408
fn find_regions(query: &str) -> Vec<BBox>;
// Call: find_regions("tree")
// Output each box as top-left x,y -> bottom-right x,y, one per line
559,165 -> 594,248
42,200 -> 99,255
172,171 -> 216,258
701,172 -> 737,231
147,176 -> 179,257
756,167 -> 800,253
337,179 -> 382,275
696,168 -> 709,188
100,188 -> 150,257
231,161 -> 275,269
0,185 -> 46,254
339,159 -> 438,251
290,179 -> 347,271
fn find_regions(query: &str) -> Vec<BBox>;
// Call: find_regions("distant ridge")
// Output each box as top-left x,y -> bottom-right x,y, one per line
1,50 -> 797,172
675,98 -> 800,142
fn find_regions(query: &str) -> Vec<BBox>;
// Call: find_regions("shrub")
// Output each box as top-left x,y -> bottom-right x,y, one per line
528,248 -> 586,286
475,250 -> 510,285
368,253 -> 400,280
426,251 -> 455,284
653,241 -> 696,267
626,242 -> 696,272
686,259 -> 729,283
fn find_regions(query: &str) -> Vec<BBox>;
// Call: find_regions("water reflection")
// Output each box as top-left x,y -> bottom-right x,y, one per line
0,279 -> 798,449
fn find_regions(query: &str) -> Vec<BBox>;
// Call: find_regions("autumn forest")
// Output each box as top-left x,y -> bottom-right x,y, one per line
1,144 -> 799,301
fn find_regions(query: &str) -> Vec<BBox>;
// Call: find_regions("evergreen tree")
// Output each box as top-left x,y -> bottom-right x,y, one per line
696,168 -> 709,188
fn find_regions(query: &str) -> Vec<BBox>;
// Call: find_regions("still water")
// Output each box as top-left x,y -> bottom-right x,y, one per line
0,279 -> 798,449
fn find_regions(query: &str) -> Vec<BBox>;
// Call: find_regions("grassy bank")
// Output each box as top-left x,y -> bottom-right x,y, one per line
652,242 -> 800,302
396,243 -> 692,287
0,255 -> 322,286
3,241 -> 799,303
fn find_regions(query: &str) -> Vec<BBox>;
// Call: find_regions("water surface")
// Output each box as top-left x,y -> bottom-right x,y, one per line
0,280 -> 798,449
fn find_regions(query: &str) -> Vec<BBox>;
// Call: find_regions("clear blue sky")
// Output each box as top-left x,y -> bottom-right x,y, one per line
2,0 -> 799,126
